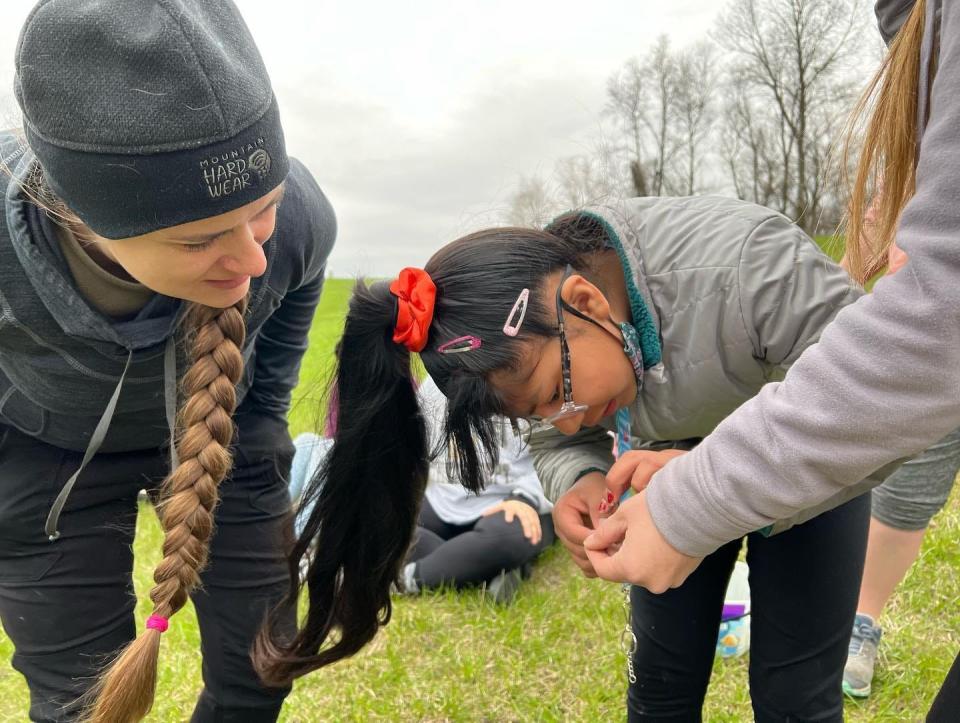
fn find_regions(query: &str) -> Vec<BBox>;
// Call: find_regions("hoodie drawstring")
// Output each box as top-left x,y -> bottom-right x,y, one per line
44,336 -> 179,542
44,348 -> 134,541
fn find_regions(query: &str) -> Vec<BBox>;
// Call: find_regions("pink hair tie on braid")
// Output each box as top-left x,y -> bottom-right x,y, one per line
145,614 -> 169,633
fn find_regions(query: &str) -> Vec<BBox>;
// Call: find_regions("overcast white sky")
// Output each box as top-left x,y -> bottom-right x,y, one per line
3,1 -> 739,276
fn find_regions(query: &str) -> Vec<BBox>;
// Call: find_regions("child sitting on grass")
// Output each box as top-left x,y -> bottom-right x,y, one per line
288,375 -> 554,604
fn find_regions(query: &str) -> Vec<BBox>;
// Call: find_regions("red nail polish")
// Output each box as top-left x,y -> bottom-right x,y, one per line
598,500 -> 609,513
606,491 -> 615,503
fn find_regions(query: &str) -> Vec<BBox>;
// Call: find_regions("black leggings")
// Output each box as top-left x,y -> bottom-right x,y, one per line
0,415 -> 295,723
929,651 -> 960,722
627,492 -> 871,722
409,497 -> 555,589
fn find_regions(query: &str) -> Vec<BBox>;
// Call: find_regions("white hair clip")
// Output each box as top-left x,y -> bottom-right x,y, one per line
502,288 -> 529,337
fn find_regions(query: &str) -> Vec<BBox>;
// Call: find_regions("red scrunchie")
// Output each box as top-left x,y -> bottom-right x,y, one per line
390,267 -> 436,352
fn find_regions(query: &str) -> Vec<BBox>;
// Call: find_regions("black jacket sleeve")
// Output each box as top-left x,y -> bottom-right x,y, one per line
242,158 -> 337,425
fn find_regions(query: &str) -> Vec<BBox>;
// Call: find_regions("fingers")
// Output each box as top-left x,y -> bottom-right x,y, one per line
583,512 -> 628,551
552,499 -> 592,546
559,535 -> 597,577
584,544 -> 627,583
627,458 -> 665,493
515,507 -> 534,543
583,512 -> 630,582
521,507 -> 541,545
480,502 -> 504,518
529,512 -> 542,546
606,449 -> 687,496
552,502 -> 597,576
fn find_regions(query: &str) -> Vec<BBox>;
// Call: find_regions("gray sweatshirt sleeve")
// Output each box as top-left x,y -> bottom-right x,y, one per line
529,425 -> 614,503
646,3 -> 960,557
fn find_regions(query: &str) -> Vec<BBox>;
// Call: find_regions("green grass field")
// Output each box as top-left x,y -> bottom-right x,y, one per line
1,274 -> 957,721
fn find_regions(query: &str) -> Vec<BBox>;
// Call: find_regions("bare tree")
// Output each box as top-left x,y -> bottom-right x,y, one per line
505,142 -> 629,227
719,75 -> 785,211
554,141 -> 626,209
717,0 -> 868,232
606,35 -> 719,198
505,174 -> 555,228
642,36 -> 680,196
670,41 -> 720,195
605,57 -> 650,196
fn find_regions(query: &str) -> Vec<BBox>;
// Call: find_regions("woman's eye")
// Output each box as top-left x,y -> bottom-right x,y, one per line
550,390 -> 560,404
181,239 -> 215,253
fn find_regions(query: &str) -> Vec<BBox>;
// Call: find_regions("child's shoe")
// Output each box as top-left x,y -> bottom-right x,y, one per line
484,568 -> 522,605
843,613 -> 883,698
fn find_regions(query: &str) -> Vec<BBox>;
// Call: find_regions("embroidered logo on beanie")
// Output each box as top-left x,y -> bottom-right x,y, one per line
199,138 -> 273,199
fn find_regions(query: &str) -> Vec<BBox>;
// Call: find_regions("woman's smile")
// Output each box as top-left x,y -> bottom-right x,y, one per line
205,275 -> 250,290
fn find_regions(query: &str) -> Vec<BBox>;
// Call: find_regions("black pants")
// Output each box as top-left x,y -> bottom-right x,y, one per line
627,493 -> 871,722
928,650 -> 960,722
0,414 -> 295,723
409,497 -> 555,589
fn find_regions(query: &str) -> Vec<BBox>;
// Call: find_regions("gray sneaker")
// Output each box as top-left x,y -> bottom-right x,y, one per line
843,613 -> 883,698
485,568 -> 523,605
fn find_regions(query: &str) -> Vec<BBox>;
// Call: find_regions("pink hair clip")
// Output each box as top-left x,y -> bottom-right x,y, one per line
438,335 -> 482,354
503,288 -> 529,337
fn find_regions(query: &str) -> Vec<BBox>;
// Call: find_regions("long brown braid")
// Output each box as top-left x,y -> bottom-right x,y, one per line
83,299 -> 248,723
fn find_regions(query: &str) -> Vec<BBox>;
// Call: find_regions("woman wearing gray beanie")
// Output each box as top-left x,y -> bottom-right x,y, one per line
0,1 -> 336,721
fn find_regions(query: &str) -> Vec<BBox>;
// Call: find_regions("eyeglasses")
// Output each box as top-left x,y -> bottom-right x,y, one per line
527,264 -> 626,430
544,264 -> 590,425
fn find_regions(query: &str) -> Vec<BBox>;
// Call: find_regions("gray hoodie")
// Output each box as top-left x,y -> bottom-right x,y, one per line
646,0 -> 960,558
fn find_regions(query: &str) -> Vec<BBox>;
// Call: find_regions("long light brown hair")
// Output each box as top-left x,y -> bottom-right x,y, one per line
842,0 -> 927,284
14,160 -> 249,722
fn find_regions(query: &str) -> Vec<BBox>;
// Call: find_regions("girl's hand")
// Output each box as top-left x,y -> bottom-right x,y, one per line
584,491 -> 702,593
551,472 -> 609,577
483,499 -> 542,545
604,449 -> 688,502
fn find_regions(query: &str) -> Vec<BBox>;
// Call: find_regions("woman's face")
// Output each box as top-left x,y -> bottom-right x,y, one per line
87,185 -> 285,308
491,271 -> 639,436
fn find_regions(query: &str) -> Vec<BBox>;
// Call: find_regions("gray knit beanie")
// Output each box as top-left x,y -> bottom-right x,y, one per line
14,0 -> 289,239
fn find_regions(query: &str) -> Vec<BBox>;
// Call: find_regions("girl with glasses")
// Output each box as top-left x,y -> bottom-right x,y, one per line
255,195 -> 873,720
586,2 -> 960,718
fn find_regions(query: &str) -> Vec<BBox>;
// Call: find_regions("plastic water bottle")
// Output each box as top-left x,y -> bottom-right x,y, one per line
716,561 -> 751,658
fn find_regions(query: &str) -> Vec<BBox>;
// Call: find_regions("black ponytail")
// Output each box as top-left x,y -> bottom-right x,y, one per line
255,217 -> 613,685
254,280 -> 429,685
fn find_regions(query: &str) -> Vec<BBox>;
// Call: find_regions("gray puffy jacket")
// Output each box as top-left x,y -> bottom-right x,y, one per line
532,195 -> 875,535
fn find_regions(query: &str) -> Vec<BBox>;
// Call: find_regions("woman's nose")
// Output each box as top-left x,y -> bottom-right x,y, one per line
220,224 -> 269,277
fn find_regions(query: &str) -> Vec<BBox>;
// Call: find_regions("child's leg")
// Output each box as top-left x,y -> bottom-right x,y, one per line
860,425 -> 960,618
746,492 -> 870,723
416,495 -> 468,540
627,540 -> 741,722
408,526 -> 446,563
412,503 -> 550,590
0,426 -> 163,722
